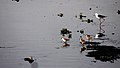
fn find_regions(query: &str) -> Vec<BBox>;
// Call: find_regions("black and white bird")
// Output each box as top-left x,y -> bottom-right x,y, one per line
95,33 -> 106,38
95,13 -> 107,19
12,0 -> 19,2
95,13 -> 106,33
24,56 -> 34,64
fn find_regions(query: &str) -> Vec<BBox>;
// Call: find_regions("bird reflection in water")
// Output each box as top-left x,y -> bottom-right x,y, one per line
61,42 -> 70,48
86,45 -> 120,63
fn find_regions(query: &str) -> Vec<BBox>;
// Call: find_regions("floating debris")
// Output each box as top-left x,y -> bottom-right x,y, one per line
24,56 -> 34,64
58,13 -> 63,17
12,0 -> 19,2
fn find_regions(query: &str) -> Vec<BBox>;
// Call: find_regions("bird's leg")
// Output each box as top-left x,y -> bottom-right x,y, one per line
101,18 -> 105,23
99,19 -> 102,33
100,18 -> 105,33
101,28 -> 105,33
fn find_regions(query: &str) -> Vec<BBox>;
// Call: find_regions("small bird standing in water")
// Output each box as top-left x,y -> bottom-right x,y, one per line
79,36 -> 86,46
61,36 -> 69,43
85,34 -> 93,42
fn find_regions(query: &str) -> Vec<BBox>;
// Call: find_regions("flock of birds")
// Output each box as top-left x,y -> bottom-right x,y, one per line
10,0 -> 120,64
60,12 -> 108,53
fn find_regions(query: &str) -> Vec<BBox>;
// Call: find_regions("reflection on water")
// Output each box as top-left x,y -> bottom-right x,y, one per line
31,62 -> 39,68
86,45 -> 120,63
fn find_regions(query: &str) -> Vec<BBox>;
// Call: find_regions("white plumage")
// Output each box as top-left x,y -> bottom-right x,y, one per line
95,13 -> 107,19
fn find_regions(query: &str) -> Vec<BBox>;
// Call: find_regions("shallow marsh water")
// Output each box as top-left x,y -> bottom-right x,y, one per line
0,0 -> 120,68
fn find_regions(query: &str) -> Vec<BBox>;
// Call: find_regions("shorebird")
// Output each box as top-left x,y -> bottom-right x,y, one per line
95,13 -> 107,23
95,13 -> 107,19
58,13 -> 63,17
95,13 -> 106,33
79,13 -> 86,20
79,36 -> 86,46
61,36 -> 69,43
24,56 -> 34,64
85,34 -> 93,42
95,33 -> 106,39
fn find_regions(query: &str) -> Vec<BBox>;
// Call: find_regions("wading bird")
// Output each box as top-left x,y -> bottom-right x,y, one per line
61,36 -> 69,43
95,13 -> 106,33
79,36 -> 86,46
85,34 -> 93,42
